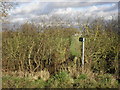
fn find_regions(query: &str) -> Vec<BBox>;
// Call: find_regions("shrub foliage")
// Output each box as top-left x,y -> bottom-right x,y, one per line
2,19 -> 119,88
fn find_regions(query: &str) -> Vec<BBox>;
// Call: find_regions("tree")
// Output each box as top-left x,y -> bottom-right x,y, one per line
1,1 -> 18,22
1,2 -> 12,17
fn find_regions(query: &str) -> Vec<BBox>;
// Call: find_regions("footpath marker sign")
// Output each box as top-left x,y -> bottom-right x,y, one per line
79,37 -> 85,66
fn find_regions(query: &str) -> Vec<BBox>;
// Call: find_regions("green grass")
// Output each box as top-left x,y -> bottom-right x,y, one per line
2,71 -> 119,88
2,75 -> 45,88
70,35 -> 82,57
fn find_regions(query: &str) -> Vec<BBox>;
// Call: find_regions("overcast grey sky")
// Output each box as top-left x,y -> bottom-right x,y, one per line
4,0 -> 118,26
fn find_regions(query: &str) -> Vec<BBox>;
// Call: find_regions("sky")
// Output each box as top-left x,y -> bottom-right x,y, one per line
3,0 -> 119,28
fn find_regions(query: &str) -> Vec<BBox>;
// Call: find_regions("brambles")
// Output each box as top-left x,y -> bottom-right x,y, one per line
2,24 -> 78,73
2,18 -> 119,88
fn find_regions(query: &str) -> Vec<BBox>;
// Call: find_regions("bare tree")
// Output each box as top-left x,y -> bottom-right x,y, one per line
1,1 -> 18,22
1,1 -> 12,17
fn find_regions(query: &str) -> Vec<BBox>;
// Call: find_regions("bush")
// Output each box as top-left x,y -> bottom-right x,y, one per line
2,25 -> 78,73
95,73 -> 118,88
73,73 -> 118,88
46,71 -> 74,88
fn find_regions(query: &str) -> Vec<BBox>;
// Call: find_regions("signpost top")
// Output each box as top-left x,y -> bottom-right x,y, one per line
79,37 -> 85,42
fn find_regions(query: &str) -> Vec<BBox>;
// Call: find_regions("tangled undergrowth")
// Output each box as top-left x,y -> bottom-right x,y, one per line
2,19 -> 120,88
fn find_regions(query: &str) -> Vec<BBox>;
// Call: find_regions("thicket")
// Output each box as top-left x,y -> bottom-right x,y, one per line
2,18 -> 120,88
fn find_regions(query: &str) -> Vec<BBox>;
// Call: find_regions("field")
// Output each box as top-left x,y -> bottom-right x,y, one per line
2,19 -> 120,88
